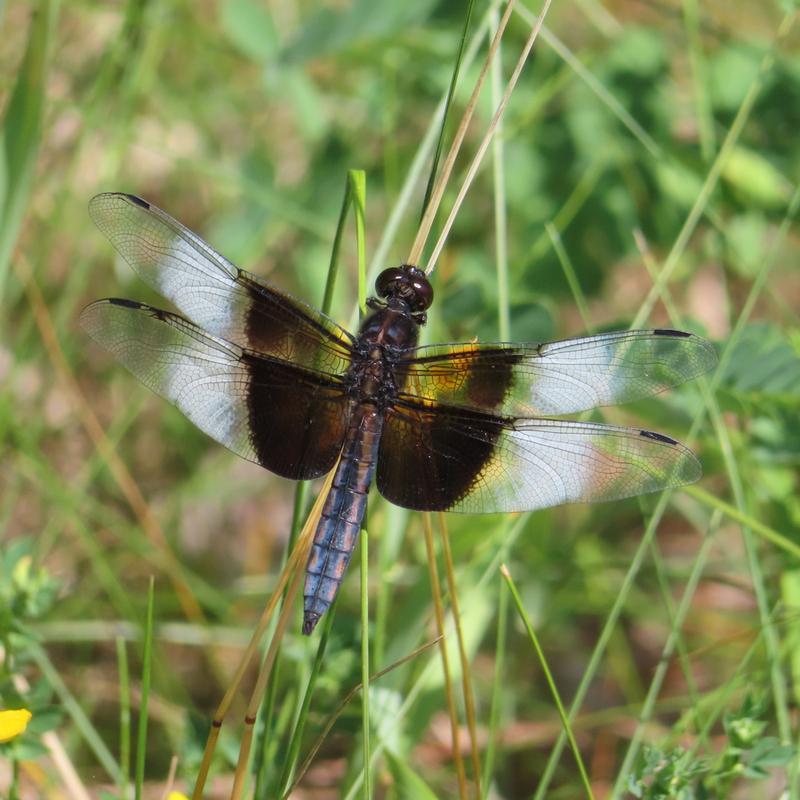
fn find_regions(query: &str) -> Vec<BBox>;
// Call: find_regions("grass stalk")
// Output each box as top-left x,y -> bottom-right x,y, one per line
134,578 -> 155,800
367,2 -> 500,287
611,524 -> 718,795
27,644 -> 124,785
490,2 -> 510,341
349,169 -> 368,315
526,15 -> 662,159
360,525 -> 372,800
533,488 -> 680,798
275,605 -> 338,795
425,0 -> 553,274
345,516 -> 539,799
116,636 -> 131,796
351,166 -> 371,797
229,545 -> 311,800
419,0 -> 477,223
191,471 -> 334,798
408,0 -> 517,267
422,513 -> 469,800
682,0 -> 716,162
545,222 -> 592,332
438,512 -> 482,796
483,573 -> 509,798
535,18 -> 800,796
228,475 -> 333,800
526,156 -> 606,264
501,565 -> 595,799
287,637 -> 443,800
0,0 -> 54,302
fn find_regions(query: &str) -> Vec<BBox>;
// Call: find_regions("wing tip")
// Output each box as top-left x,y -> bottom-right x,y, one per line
676,448 -> 703,486
638,427 -> 704,487
79,297 -> 163,336
655,328 -> 719,376
88,191 -> 150,225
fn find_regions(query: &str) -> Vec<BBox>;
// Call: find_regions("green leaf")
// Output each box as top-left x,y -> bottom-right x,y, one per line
719,322 -> 800,400
747,736 -> 794,769
655,160 -> 705,210
708,44 -> 762,111
606,27 -> 666,77
10,735 -> 49,760
25,707 -> 62,735
722,146 -> 792,209
220,0 -> 278,62
725,213 -> 771,278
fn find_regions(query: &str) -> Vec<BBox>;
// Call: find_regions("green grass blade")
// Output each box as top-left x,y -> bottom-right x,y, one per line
0,0 -> 55,303
501,565 -> 595,800
611,521 -> 718,795
296,637 -> 443,800
360,522 -> 371,799
275,602 -> 337,796
483,574 -> 508,797
686,486 -> 800,561
422,513 -> 469,799
490,4 -> 510,342
134,578 -> 155,800
322,173 -> 354,316
28,643 -> 124,785
545,222 -> 592,332
419,0 -> 476,222
682,0 -> 716,161
349,165 -> 371,796
367,5 -> 496,288
438,513 -> 482,795
516,7 -> 662,160
348,169 -> 367,315
116,636 -> 131,795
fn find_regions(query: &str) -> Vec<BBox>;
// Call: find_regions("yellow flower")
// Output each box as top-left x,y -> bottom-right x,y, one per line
166,793 -> 189,800
0,709 -> 32,743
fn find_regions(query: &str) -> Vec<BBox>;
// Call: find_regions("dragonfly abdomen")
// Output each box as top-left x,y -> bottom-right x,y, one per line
303,405 -> 383,634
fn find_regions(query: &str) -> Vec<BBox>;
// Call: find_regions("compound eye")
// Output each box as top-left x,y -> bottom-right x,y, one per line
410,276 -> 434,311
375,267 -> 405,298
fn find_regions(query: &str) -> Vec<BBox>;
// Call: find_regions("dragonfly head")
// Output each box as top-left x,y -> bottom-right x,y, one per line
375,264 -> 434,316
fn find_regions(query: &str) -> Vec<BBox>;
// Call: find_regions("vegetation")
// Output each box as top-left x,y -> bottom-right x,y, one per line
1,0 -> 799,797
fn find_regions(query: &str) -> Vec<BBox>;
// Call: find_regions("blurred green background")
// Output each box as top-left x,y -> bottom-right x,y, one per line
1,0 -> 800,797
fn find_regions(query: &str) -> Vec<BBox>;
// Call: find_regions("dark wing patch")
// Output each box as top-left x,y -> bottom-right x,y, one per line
376,402 -> 503,511
376,398 -> 701,513
395,330 -> 717,418
81,299 -> 350,480
88,192 -> 354,377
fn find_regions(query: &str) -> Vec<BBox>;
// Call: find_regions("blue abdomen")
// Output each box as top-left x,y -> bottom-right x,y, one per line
302,406 -> 383,634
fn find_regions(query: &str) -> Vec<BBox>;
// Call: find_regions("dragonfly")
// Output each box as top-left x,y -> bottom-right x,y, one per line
81,193 -> 717,634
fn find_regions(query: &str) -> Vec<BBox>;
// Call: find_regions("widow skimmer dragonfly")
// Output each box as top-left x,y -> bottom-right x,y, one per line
81,193 -> 716,634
